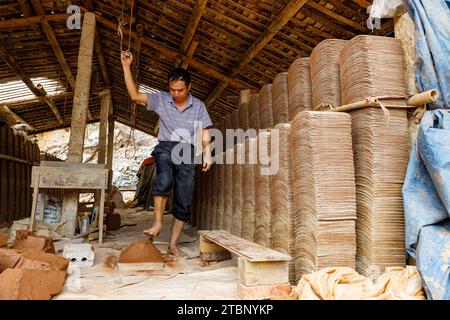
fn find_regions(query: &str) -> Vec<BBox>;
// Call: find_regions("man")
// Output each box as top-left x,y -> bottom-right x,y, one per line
121,51 -> 213,257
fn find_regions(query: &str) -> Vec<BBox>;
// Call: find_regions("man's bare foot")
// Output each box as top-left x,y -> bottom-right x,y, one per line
168,246 -> 188,258
143,225 -> 161,239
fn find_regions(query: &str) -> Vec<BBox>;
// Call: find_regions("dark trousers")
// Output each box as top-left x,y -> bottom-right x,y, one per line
151,141 -> 196,222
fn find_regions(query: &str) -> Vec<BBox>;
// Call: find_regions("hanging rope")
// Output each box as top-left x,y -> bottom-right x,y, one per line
117,0 -> 134,53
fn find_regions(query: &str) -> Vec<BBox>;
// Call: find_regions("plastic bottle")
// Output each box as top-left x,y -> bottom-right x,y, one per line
81,213 -> 90,234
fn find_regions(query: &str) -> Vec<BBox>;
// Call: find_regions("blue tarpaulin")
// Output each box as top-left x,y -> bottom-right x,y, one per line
405,0 -> 450,109
403,109 -> 450,300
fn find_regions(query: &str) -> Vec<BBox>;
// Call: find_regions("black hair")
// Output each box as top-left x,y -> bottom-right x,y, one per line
168,68 -> 191,86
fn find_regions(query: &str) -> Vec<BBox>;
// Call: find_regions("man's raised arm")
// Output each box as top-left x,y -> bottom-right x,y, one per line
121,51 -> 147,105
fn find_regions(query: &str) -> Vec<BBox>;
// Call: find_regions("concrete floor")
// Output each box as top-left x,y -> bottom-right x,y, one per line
54,208 -> 240,300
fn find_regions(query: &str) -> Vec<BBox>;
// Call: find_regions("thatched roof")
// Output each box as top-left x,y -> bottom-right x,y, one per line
0,0 -> 393,135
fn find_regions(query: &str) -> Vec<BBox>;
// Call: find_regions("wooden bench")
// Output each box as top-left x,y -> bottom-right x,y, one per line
198,230 -> 292,299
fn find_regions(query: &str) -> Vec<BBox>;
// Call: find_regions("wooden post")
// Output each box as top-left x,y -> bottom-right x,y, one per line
394,9 -> 420,148
61,12 -> 96,237
98,89 -> 111,165
106,116 -> 115,195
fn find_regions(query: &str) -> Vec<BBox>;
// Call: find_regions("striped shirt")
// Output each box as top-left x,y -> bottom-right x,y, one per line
146,92 -> 212,144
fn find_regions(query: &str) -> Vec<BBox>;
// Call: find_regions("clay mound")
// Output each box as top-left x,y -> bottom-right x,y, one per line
119,240 -> 163,263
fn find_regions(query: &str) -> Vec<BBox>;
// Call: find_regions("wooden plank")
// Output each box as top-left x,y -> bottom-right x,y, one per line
180,37 -> 200,69
106,117 -> 115,194
238,257 -> 289,286
180,0 -> 208,53
31,167 -> 108,189
24,141 -> 31,223
198,230 -> 291,262
40,161 -> 105,169
0,105 -> 35,131
99,189 -> 105,244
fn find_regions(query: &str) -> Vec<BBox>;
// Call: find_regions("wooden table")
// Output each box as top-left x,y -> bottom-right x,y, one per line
30,161 -> 109,244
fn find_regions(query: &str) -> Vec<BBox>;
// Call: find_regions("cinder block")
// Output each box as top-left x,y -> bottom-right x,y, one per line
15,249 -> 69,272
0,268 -> 66,300
62,243 -> 95,268
12,235 -> 55,254
0,248 -> 22,273
237,282 -> 292,300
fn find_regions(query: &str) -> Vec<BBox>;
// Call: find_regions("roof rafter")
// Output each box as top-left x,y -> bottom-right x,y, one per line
29,0 -> 93,121
205,0 -> 309,107
0,45 -> 63,125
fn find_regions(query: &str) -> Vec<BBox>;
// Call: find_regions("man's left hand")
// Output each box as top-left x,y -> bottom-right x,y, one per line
202,154 -> 212,172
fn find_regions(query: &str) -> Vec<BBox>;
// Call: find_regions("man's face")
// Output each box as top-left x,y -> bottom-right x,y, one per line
169,80 -> 191,103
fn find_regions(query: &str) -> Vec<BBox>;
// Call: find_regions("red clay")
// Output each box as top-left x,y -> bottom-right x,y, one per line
0,248 -> 22,273
15,249 -> 69,272
0,268 -> 66,300
12,235 -> 55,254
119,240 -> 164,263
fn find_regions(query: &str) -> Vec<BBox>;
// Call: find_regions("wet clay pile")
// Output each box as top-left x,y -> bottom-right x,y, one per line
119,240 -> 164,264
0,231 -> 69,300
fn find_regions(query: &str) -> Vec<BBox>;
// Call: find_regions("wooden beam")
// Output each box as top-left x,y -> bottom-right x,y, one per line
174,0 -> 207,67
180,37 -> 200,69
61,12 -> 97,238
0,13 -> 80,30
0,105 -> 35,131
95,14 -> 250,91
306,1 -> 367,32
351,0 -> 371,8
180,0 -> 208,53
18,0 -> 33,17
98,89 -> 111,164
85,0 -> 111,86
205,0 -> 308,107
30,0 -> 93,121
0,46 -> 64,125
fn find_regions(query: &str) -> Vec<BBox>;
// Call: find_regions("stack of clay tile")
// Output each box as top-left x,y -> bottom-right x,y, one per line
210,165 -> 218,230
258,84 -> 273,129
204,168 -> 212,230
215,153 -> 225,230
291,111 -> 357,282
238,102 -> 249,131
231,143 -> 244,236
340,35 -> 409,276
310,39 -> 348,108
254,130 -> 272,248
272,73 -> 290,125
288,57 -> 312,119
231,109 -> 240,130
270,123 -> 295,283
248,93 -> 260,130
241,137 -> 257,241
223,147 -> 234,233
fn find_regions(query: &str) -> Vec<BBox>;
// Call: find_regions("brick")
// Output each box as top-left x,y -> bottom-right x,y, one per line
0,248 -> 22,273
0,268 -> 66,300
237,282 -> 292,300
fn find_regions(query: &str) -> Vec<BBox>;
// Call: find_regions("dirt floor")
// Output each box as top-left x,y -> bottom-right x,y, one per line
54,207 -> 240,300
